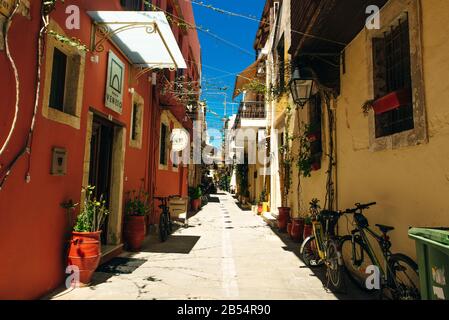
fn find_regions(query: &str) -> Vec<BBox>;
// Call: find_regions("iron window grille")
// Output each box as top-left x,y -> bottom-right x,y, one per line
372,15 -> 414,138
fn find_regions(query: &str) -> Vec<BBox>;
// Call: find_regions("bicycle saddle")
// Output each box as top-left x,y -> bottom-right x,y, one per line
376,224 -> 395,233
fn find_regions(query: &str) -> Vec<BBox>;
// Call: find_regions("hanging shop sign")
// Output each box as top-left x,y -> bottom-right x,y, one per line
171,128 -> 189,152
105,51 -> 125,114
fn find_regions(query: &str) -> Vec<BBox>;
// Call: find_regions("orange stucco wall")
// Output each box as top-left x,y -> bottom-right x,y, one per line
0,0 -> 199,299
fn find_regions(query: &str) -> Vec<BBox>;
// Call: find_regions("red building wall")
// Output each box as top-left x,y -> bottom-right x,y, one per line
0,0 -> 200,299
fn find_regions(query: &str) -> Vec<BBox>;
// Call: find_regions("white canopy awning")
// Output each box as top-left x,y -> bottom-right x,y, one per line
87,11 -> 187,69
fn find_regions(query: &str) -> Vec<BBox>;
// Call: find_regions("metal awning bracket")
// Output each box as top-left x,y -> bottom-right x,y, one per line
92,21 -> 157,53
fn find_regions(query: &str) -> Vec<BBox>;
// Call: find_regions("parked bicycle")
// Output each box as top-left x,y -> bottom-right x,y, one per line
300,199 -> 345,291
339,202 -> 420,300
154,196 -> 173,242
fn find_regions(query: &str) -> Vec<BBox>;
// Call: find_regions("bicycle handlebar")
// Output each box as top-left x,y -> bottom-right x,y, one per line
343,202 -> 377,214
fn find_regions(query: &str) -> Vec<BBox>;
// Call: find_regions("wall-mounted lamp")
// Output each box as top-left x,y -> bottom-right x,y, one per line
290,67 -> 315,108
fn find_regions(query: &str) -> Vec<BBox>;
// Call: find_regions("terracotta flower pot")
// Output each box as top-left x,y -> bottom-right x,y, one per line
303,224 -> 313,240
287,222 -> 293,236
124,215 -> 146,252
291,218 -> 305,242
191,198 -> 201,211
67,231 -> 102,285
277,207 -> 291,232
257,204 -> 263,215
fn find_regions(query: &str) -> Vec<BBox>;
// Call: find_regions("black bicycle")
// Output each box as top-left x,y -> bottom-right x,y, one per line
300,199 -> 345,291
154,196 -> 173,242
340,202 -> 420,300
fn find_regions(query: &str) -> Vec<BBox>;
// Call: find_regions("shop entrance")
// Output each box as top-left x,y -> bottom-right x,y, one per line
89,116 -> 114,244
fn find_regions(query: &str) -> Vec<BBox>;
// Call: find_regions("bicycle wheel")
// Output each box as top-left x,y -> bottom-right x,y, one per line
388,253 -> 420,300
300,236 -> 323,267
325,240 -> 344,291
167,212 -> 173,234
159,212 -> 168,242
340,235 -> 377,291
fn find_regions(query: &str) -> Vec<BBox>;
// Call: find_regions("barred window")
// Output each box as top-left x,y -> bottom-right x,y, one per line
372,15 -> 414,138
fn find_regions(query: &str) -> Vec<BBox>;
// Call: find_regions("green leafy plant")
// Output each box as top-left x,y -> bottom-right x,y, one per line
47,30 -> 89,52
279,105 -> 295,207
189,186 -> 202,200
235,161 -> 249,198
125,188 -> 150,216
73,186 -> 109,233
259,188 -> 267,203
296,122 -> 315,178
362,99 -> 375,116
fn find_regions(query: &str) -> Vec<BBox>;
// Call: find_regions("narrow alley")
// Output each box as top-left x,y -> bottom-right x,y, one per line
49,192 -> 369,300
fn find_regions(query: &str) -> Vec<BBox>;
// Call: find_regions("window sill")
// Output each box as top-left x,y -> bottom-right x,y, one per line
43,107 -> 80,130
129,139 -> 142,149
158,164 -> 168,171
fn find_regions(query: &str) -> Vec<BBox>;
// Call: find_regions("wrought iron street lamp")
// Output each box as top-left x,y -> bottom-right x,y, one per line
290,67 -> 315,108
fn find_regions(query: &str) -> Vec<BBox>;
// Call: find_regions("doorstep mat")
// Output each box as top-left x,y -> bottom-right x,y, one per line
96,257 -> 146,274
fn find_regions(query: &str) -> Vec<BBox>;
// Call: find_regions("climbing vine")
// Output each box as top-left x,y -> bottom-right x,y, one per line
296,122 -> 315,178
47,30 -> 89,52
279,104 -> 294,207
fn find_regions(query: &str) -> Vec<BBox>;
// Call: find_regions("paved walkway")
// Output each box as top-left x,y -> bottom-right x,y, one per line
49,192 -> 371,300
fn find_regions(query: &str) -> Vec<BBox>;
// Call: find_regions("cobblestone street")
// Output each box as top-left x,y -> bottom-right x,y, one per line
49,193 -> 372,300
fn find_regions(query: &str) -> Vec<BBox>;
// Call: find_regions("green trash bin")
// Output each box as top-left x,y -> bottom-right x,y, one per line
408,227 -> 449,300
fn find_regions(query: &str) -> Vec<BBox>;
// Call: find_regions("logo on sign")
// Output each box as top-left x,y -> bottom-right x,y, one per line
105,51 -> 125,113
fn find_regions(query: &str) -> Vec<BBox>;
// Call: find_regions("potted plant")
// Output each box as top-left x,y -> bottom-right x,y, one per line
189,186 -> 202,211
290,214 -> 306,243
123,188 -> 150,252
303,198 -> 320,240
303,215 -> 313,240
67,186 -> 109,286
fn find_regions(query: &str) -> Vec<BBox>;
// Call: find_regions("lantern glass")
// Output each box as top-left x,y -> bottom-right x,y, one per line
290,68 -> 314,107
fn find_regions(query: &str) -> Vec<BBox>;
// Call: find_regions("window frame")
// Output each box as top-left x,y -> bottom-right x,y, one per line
129,92 -> 144,149
372,15 -> 414,138
366,0 -> 427,151
42,19 -> 85,130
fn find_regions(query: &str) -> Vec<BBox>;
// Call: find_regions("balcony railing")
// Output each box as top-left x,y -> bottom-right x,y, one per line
238,101 -> 266,119
233,101 -> 266,128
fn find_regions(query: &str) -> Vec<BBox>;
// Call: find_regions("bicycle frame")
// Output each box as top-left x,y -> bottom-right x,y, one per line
351,222 -> 396,288
312,215 -> 341,261
312,220 -> 326,260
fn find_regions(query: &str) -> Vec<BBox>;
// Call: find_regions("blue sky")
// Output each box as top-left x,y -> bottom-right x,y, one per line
192,0 -> 265,148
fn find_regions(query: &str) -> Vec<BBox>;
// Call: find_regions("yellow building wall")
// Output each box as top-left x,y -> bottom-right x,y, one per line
287,105 -> 331,218
334,0 -> 449,259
